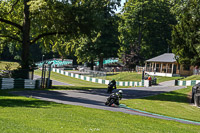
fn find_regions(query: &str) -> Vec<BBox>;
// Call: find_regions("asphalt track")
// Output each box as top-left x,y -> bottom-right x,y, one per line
10,85 -> 200,125
34,75 -> 73,86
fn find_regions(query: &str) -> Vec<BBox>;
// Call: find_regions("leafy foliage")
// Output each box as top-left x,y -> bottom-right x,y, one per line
0,0 -> 121,72
118,0 -> 176,65
170,0 -> 200,66
121,44 -> 141,70
55,2 -> 121,70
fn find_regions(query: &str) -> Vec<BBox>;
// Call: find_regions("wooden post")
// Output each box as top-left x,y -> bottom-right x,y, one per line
160,63 -> 163,73
152,62 -> 154,72
171,63 -> 174,74
145,62 -> 147,71
166,63 -> 168,73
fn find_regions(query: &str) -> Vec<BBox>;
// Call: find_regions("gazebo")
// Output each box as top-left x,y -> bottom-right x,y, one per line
145,53 -> 193,77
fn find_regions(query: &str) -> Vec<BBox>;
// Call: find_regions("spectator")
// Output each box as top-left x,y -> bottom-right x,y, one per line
148,76 -> 152,81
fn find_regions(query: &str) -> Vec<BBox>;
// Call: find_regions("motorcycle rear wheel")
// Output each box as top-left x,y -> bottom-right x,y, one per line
108,99 -> 115,106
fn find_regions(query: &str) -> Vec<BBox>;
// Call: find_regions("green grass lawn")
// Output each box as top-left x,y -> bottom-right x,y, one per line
34,70 -> 132,89
104,72 -> 142,81
155,76 -> 181,83
182,75 -> 200,80
97,72 -> 181,83
0,61 -> 20,70
34,70 -> 107,89
0,90 -> 199,132
121,86 -> 200,122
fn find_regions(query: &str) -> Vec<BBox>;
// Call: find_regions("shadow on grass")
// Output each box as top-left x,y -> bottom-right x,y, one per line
0,99 -> 54,108
0,90 -> 56,108
106,73 -> 118,76
141,91 -> 189,103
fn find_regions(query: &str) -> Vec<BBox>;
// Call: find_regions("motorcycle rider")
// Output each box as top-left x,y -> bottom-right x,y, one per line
107,79 -> 117,93
105,90 -> 123,106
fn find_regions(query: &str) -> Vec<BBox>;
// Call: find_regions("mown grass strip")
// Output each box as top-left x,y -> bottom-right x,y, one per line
34,69 -> 107,89
0,61 -> 20,70
93,72 -> 181,83
182,75 -> 200,80
121,86 -> 200,122
0,90 -> 199,132
34,70 -> 130,89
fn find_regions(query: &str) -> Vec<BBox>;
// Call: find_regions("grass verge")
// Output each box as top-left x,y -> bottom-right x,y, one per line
0,61 -> 20,70
181,75 -> 200,80
35,70 -> 107,89
121,86 -> 200,122
94,72 -> 181,83
0,90 -> 199,132
155,76 -> 182,83
34,70 -> 131,89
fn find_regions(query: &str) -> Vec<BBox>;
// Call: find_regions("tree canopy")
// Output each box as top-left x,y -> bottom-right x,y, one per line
53,1 -> 121,70
118,0 -> 176,66
1,0 -> 199,73
0,0 -> 121,73
170,0 -> 200,66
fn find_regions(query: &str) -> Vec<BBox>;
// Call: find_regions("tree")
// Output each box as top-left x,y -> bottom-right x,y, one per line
118,0 -> 176,66
0,45 -> 16,61
93,14 -> 120,70
121,44 -> 142,71
0,0 -> 118,77
56,1 -> 121,70
170,0 -> 200,67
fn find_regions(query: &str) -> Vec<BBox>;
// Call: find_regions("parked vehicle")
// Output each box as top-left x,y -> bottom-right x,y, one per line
191,82 -> 200,103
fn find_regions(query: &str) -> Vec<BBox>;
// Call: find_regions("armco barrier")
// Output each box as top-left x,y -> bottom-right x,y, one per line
175,80 -> 200,86
52,68 -> 147,87
0,78 -> 40,89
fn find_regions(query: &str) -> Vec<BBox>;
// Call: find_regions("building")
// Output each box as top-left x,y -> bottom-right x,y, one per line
145,53 -> 193,77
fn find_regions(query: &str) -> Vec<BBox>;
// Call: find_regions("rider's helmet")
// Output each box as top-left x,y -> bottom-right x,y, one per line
118,90 -> 123,94
112,79 -> 115,82
118,90 -> 123,98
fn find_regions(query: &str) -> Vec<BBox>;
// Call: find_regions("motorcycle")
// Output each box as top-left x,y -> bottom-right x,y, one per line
105,93 -> 120,106
107,82 -> 116,93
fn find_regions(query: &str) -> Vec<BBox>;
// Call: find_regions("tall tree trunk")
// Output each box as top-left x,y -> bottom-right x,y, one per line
99,56 -> 103,71
98,53 -> 104,71
90,58 -> 94,70
21,0 -> 30,78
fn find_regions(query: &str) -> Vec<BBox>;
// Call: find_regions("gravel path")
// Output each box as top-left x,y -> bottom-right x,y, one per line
10,85 -> 200,125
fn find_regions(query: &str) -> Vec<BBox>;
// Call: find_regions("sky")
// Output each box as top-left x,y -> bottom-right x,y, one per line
121,0 -> 126,5
116,0 -> 126,13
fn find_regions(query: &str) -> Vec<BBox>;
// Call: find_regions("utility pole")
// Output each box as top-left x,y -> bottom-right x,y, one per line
167,45 -> 169,53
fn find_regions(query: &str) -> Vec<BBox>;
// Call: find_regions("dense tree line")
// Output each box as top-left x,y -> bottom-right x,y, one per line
0,0 -> 199,73
0,0 -> 120,70
118,0 -> 176,69
170,0 -> 200,67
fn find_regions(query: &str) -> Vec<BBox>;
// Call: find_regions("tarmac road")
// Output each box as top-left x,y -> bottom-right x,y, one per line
34,75 -> 73,86
10,85 -> 200,125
